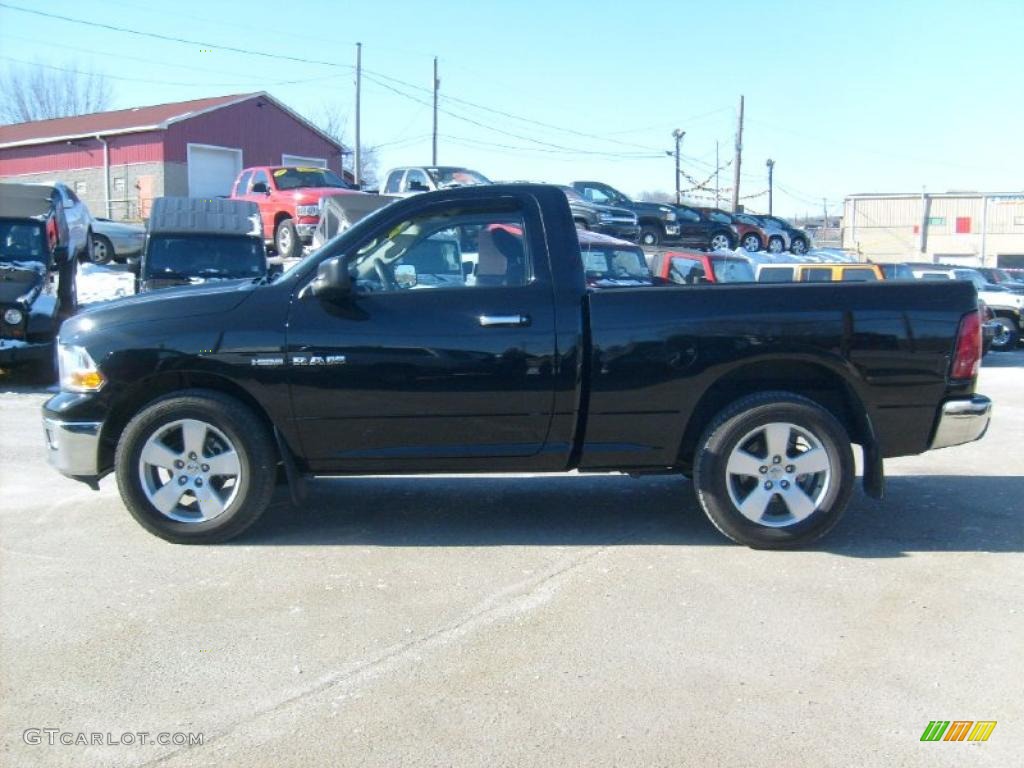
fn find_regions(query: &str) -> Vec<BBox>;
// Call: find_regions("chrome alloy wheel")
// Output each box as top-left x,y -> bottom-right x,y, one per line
137,419 -> 242,523
724,421 -> 832,527
276,224 -> 293,254
710,234 -> 731,250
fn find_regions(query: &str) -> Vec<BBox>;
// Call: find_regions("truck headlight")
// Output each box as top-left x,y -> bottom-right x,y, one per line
663,211 -> 677,222
58,344 -> 105,392
3,308 -> 23,325
296,205 -> 320,217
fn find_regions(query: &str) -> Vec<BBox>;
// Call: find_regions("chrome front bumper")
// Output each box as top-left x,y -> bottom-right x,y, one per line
42,417 -> 102,478
930,395 -> 992,450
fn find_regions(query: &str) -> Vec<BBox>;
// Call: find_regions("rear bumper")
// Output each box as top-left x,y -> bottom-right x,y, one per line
929,395 -> 992,450
42,416 -> 102,480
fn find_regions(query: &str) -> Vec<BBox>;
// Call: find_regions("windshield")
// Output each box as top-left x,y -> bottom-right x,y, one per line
560,186 -> 587,202
145,234 -> 266,280
581,246 -> 649,280
711,258 -> 756,282
0,220 -> 47,262
272,167 -> 351,190
426,168 -> 491,188
708,211 -> 733,225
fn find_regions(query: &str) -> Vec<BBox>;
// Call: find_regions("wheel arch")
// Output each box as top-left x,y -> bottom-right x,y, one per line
676,358 -> 879,491
273,211 -> 293,229
98,371 -> 290,475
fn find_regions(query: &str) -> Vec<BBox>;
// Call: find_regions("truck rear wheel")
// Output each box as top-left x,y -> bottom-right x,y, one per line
989,316 -> 1019,351
275,218 -> 300,259
640,225 -> 662,246
693,392 -> 854,549
115,390 -> 278,544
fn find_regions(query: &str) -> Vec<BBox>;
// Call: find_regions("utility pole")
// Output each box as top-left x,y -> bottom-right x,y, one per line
354,42 -> 362,188
822,198 -> 828,231
730,95 -> 744,212
715,140 -> 720,208
672,129 -> 685,205
766,158 -> 775,215
432,56 -> 439,165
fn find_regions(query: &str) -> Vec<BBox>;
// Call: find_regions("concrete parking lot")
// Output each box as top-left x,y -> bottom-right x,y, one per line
1,351 -> 1021,767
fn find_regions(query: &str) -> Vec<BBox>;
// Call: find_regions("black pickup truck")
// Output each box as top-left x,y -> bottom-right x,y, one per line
42,184 -> 991,548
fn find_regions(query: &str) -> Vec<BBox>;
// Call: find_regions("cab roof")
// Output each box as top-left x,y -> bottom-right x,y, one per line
147,197 -> 261,237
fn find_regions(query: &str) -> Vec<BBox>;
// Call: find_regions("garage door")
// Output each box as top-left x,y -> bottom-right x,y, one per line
187,144 -> 243,198
282,154 -> 327,168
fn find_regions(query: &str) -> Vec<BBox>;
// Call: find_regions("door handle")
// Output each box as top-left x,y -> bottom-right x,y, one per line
478,314 -> 530,327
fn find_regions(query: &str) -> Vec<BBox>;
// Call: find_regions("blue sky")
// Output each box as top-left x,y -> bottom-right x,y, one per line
1,0 -> 1021,216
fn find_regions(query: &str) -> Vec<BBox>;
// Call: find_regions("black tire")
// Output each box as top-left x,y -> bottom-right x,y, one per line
57,257 -> 77,317
767,236 -> 785,254
90,234 -> 114,265
640,225 -> 662,247
989,316 -> 1020,351
791,237 -> 809,255
741,233 -> 762,252
115,390 -> 278,544
693,391 -> 855,549
275,218 -> 300,259
575,219 -> 590,231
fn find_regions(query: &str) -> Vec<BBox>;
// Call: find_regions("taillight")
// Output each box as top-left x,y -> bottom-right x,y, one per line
950,310 -> 982,380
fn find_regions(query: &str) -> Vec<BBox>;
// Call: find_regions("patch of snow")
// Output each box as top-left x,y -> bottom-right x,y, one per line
77,263 -> 136,306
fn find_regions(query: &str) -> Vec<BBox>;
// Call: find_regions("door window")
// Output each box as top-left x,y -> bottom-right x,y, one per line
249,170 -> 270,193
579,185 -> 613,205
841,268 -> 878,281
803,267 -> 833,282
235,171 -> 253,196
347,205 -> 531,292
668,256 -> 707,284
677,208 -> 701,222
384,170 -> 404,194
403,169 -> 431,193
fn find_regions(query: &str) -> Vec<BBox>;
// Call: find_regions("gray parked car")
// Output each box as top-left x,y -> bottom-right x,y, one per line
90,218 -> 146,264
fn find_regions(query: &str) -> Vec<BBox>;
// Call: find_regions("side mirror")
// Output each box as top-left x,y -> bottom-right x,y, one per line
309,256 -> 352,299
251,182 -> 269,195
395,264 -> 417,288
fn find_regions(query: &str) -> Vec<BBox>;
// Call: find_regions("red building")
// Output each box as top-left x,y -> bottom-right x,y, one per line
0,92 -> 348,221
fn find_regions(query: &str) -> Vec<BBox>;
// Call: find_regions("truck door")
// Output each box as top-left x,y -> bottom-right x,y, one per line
286,195 -> 558,470
247,169 -> 275,240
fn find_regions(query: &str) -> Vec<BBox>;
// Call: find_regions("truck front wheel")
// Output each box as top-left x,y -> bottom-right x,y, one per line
275,218 -> 300,259
115,390 -> 278,544
693,392 -> 854,549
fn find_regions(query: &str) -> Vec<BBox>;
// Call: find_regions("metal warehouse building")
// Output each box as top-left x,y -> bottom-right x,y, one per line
0,92 -> 347,221
842,192 -> 1024,267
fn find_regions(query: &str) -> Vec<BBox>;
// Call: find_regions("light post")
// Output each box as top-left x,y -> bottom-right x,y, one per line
766,158 -> 775,215
672,129 -> 685,205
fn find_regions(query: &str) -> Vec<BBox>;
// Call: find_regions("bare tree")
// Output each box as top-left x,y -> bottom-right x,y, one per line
314,103 -> 379,188
0,60 -> 113,124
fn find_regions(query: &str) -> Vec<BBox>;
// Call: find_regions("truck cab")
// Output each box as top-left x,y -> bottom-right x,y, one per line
230,166 -> 360,260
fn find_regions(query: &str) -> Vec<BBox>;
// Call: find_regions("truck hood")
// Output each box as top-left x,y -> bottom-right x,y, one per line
67,280 -> 256,336
0,260 -> 45,305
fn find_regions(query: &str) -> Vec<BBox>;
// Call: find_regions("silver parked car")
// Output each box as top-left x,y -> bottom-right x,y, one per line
90,218 -> 146,264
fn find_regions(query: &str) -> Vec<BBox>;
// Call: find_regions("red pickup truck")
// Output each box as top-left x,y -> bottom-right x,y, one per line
230,166 -> 361,258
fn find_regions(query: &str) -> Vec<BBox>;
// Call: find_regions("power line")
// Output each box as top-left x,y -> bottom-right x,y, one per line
0,54 -> 339,88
